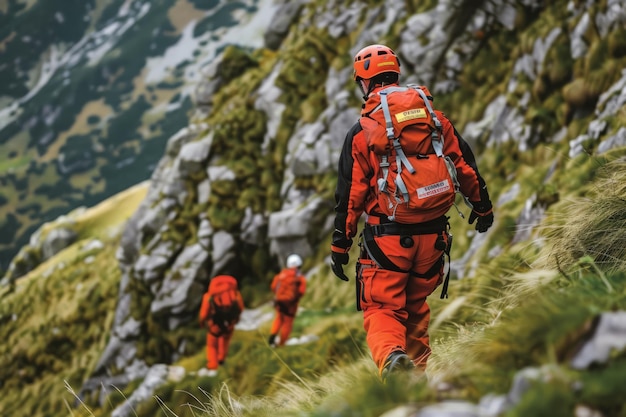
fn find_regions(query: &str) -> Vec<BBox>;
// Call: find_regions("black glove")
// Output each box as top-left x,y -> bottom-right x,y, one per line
468,201 -> 494,233
331,251 -> 350,281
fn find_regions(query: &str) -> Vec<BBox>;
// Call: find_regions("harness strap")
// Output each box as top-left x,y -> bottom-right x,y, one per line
362,217 -> 453,299
366,216 -> 448,236
362,227 -> 407,273
439,233 -> 453,299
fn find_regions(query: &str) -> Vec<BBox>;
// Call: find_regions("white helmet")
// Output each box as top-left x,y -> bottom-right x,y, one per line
286,254 -> 303,269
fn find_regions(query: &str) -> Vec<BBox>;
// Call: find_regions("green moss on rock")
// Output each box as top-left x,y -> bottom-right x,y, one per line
206,200 -> 243,232
218,45 -> 259,84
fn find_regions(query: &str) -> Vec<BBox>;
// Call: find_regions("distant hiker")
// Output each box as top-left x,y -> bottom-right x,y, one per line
331,44 -> 494,380
198,274 -> 245,376
268,254 -> 307,347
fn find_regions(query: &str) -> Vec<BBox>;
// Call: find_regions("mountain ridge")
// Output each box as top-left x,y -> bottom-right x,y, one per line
0,0 -> 278,270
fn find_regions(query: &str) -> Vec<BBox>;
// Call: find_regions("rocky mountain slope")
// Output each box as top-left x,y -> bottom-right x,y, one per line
2,0 -> 626,416
88,0 -> 626,386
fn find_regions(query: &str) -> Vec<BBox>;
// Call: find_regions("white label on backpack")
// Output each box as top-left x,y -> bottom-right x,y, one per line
417,180 -> 450,199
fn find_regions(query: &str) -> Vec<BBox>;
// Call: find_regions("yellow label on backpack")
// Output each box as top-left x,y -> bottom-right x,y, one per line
395,108 -> 427,123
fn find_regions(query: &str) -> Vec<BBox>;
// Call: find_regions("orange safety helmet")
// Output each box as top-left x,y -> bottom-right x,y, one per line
353,44 -> 401,81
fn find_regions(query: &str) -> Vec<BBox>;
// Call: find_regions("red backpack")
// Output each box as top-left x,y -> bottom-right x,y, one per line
208,276 -> 241,333
360,85 -> 463,223
274,269 -> 300,303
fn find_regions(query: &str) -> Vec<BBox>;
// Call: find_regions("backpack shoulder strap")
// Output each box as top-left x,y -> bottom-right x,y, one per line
408,85 -> 474,213
377,86 -> 407,140
409,85 -> 444,156
378,87 -> 415,206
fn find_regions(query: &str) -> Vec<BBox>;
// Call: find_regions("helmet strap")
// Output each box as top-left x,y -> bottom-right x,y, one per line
359,78 -> 376,100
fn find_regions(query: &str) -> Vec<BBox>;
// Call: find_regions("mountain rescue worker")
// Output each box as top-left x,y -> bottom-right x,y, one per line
330,44 -> 494,380
198,274 -> 245,376
268,254 -> 307,347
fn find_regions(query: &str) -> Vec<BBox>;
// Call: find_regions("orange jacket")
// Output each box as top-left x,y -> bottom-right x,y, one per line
271,268 -> 306,304
199,275 -> 245,334
332,84 -> 491,252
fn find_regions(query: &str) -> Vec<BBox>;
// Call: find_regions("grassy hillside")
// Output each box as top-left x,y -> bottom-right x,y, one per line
0,182 -> 148,416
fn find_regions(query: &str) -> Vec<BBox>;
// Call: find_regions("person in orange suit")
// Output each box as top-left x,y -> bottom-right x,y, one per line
198,274 -> 245,376
268,254 -> 307,347
331,44 -> 494,380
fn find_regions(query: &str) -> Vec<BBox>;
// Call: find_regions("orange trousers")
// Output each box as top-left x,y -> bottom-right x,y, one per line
270,302 -> 297,346
206,331 -> 233,370
358,232 -> 445,372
